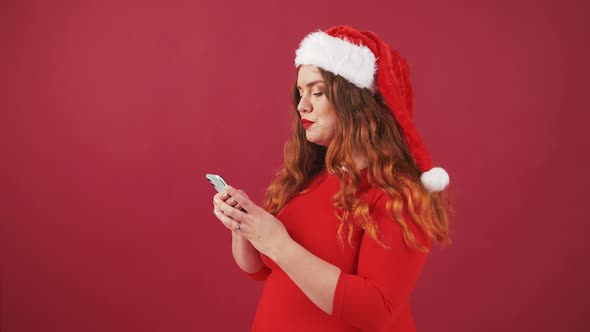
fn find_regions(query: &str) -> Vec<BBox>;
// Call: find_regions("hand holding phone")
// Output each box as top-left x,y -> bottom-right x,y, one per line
207,173 -> 247,212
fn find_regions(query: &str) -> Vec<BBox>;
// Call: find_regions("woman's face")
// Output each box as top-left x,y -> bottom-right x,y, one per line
296,65 -> 338,146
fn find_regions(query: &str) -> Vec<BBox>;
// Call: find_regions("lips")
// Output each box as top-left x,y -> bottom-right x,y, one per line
301,119 -> 315,129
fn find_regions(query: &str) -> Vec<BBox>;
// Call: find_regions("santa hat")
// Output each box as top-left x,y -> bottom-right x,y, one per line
295,26 -> 449,192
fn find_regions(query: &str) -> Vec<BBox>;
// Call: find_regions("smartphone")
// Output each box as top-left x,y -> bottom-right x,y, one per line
206,173 -> 228,193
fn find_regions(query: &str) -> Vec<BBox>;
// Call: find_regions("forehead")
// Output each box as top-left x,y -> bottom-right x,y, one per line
297,65 -> 324,87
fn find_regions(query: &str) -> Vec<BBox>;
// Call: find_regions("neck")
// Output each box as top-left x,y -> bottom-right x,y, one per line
353,152 -> 369,169
338,150 -> 369,172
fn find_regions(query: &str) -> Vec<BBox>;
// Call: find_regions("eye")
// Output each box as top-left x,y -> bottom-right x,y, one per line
312,92 -> 324,97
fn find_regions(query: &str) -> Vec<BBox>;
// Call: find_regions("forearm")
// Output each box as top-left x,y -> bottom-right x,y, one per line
232,232 -> 265,273
270,238 -> 341,314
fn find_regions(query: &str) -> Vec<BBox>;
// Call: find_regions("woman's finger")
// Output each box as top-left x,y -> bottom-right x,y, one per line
214,191 -> 231,203
214,193 -> 236,209
214,208 -> 241,231
235,222 -> 255,237
227,197 -> 238,206
225,186 -> 256,213
217,198 -> 248,222
213,208 -> 228,226
214,191 -> 227,202
226,198 -> 244,212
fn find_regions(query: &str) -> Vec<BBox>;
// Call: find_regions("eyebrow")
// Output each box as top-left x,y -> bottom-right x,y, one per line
297,80 -> 325,90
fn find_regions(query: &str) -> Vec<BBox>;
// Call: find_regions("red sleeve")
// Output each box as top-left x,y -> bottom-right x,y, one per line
332,194 -> 431,330
243,265 -> 271,281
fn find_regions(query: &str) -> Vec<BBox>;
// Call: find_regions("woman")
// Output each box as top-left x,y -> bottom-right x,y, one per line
212,25 -> 450,331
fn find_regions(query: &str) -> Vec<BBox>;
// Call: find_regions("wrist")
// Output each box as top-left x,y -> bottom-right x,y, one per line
232,231 -> 253,252
268,235 -> 295,264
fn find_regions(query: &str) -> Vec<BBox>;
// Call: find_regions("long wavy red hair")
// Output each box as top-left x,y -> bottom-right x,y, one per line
263,68 -> 450,251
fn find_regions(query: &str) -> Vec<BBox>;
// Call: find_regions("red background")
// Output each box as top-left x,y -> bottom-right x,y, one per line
2,0 -> 589,331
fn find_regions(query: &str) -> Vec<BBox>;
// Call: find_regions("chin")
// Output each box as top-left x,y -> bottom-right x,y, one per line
306,136 -> 329,147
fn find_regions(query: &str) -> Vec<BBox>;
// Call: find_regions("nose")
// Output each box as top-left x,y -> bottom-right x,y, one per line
297,94 -> 312,113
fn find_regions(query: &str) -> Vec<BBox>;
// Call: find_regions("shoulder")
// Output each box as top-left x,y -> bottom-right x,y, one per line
365,186 -> 432,250
361,186 -> 387,211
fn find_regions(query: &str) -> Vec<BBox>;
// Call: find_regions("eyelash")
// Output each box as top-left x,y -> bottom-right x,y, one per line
299,92 -> 324,98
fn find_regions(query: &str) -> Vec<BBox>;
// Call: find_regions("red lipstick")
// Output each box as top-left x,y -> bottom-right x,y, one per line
302,119 -> 315,129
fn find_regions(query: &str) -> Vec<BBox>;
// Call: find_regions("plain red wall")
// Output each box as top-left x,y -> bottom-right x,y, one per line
2,0 -> 589,331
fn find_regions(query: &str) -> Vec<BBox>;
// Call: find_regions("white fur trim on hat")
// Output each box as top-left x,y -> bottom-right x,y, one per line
295,31 -> 377,90
420,167 -> 450,192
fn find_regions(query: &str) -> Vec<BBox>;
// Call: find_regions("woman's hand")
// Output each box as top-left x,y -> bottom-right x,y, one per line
213,191 -> 243,233
213,189 -> 268,273
214,186 -> 340,315
213,185 -> 293,261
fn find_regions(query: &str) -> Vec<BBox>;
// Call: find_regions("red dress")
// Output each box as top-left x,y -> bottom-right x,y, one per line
246,170 -> 431,331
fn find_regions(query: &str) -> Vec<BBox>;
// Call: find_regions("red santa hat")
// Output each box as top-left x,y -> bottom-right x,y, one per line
295,25 -> 449,192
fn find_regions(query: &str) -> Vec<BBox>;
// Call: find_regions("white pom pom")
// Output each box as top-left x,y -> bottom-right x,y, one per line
420,167 -> 450,192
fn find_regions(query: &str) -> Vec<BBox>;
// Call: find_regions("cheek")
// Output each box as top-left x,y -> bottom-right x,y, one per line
325,111 -> 338,133
328,119 -> 338,137
314,100 -> 338,134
